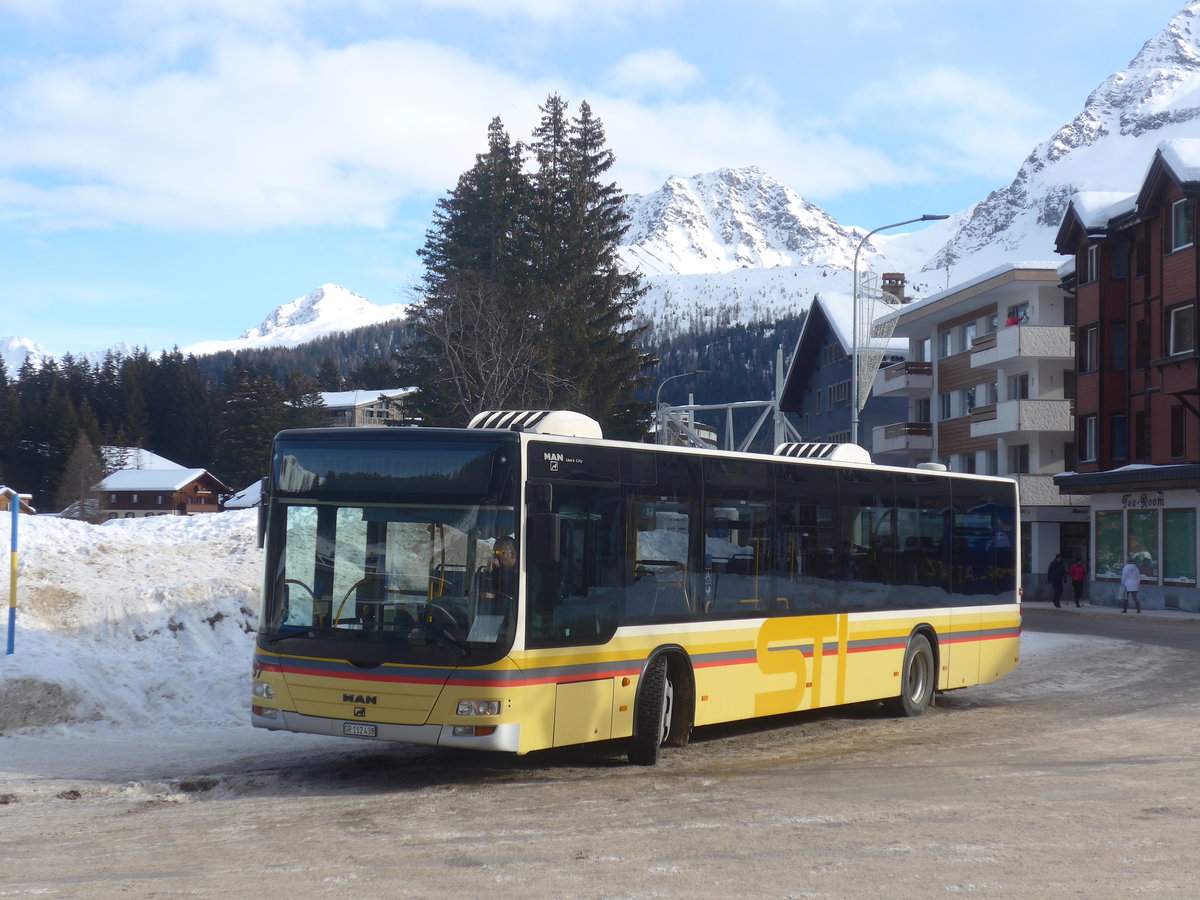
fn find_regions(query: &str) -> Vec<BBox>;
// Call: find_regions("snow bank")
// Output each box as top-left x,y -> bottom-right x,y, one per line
0,511 -> 262,733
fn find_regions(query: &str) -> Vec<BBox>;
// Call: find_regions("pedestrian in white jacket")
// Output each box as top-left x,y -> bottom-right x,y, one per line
1120,558 -> 1142,614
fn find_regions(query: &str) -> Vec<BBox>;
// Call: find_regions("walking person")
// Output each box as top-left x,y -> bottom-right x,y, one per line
1069,558 -> 1087,607
1047,553 -> 1066,608
1120,557 -> 1142,613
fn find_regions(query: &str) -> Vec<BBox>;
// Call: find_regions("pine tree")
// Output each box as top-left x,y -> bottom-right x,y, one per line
55,432 -> 106,521
407,98 -> 650,433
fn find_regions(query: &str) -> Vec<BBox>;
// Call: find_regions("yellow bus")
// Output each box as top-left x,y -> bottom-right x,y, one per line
251,410 -> 1020,765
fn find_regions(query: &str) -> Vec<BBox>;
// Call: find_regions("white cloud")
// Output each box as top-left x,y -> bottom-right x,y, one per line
845,66 -> 1057,181
606,49 -> 703,96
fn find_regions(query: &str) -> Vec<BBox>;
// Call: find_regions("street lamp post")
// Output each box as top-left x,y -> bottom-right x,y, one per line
850,214 -> 950,446
655,371 -> 707,445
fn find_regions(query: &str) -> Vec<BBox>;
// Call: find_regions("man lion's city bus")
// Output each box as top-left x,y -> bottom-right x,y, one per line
251,410 -> 1020,765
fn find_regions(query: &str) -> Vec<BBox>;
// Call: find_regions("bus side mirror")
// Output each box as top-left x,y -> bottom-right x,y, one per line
257,477 -> 269,549
527,513 -> 560,564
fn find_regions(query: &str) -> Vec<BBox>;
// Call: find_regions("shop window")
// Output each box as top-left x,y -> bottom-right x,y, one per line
1127,510 -> 1158,582
1163,509 -> 1197,586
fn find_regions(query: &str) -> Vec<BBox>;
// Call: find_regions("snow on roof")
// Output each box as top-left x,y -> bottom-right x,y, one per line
99,468 -> 212,492
1069,192 -> 1137,230
318,388 -> 415,409
816,292 -> 906,354
100,447 -> 186,471
224,480 -> 262,509
876,261 -> 1062,325
1158,138 -> 1200,184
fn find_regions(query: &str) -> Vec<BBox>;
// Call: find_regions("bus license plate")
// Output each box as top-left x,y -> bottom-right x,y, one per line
342,722 -> 377,738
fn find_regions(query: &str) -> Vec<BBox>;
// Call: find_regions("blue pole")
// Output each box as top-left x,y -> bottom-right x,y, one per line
6,493 -> 16,655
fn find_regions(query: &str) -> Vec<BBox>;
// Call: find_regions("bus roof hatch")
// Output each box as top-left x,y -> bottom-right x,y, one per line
468,409 -> 604,440
774,442 -> 872,464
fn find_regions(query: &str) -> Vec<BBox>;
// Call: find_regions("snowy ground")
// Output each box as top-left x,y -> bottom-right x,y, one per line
2,509 -> 1101,781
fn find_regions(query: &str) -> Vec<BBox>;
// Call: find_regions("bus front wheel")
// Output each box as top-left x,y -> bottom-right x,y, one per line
887,633 -> 935,717
628,656 -> 673,766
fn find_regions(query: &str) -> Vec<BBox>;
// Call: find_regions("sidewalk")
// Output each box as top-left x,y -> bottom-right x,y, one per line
1023,598 -> 1200,620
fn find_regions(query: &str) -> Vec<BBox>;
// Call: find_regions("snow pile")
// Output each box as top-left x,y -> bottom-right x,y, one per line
0,511 -> 262,734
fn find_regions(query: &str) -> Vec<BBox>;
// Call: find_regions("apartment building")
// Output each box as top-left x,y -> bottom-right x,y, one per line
873,263 -> 1088,579
1052,140 -> 1199,611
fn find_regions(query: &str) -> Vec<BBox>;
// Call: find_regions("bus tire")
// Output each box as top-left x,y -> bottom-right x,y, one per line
629,655 -> 672,766
887,633 -> 935,717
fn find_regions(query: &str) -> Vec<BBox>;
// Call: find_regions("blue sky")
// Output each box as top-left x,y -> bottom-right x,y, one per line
0,0 -> 1189,357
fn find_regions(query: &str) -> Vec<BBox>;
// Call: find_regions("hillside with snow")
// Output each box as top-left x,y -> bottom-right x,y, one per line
182,283 -> 408,357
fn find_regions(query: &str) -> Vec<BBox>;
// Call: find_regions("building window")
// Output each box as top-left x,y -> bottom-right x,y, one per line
1009,444 -> 1029,474
131,494 -> 139,503
1082,416 -> 1098,462
987,314 -> 999,334
939,393 -> 951,420
1080,326 -> 1098,372
939,330 -> 953,358
1008,372 -> 1029,400
156,495 -> 164,505
962,322 -> 977,349
829,380 -> 850,407
913,398 -> 931,424
985,381 -> 999,405
109,493 -> 116,503
961,387 -> 977,415
1084,244 -> 1098,283
1111,414 -> 1128,461
1005,304 -> 1028,327
1171,405 -> 1186,458
1170,198 -> 1194,252
984,448 -> 999,476
1168,304 -> 1195,355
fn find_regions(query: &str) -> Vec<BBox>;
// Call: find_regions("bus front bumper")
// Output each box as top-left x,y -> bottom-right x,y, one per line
252,708 -> 521,753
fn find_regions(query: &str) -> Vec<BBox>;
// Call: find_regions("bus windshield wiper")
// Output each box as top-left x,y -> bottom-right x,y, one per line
266,626 -> 327,644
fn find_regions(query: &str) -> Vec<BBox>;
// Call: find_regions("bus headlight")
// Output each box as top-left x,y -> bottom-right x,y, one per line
252,681 -> 275,699
456,700 -> 501,716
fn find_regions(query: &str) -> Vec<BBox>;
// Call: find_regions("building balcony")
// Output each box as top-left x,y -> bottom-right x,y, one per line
970,398 -> 1073,439
872,421 -> 933,455
970,325 -> 1073,369
873,361 -> 933,398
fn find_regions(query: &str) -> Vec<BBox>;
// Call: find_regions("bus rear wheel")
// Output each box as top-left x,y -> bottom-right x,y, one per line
628,656 -> 673,766
887,633 -> 935,717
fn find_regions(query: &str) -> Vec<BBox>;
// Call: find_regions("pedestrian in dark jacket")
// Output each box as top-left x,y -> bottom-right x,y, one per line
1047,554 -> 1066,608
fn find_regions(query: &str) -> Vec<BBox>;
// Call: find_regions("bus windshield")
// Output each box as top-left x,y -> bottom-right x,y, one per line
260,435 -> 518,665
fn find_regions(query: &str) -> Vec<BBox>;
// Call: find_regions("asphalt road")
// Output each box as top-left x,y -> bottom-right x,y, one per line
2,609 -> 1198,898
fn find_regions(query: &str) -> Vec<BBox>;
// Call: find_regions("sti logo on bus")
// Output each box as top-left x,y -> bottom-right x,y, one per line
344,694 -> 377,705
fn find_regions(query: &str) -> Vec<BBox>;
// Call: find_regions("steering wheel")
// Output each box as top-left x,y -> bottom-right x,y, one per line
421,602 -> 463,638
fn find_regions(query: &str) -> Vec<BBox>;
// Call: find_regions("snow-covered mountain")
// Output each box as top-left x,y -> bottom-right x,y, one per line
625,2 -> 1200,334
923,1 -> 1200,276
182,284 -> 407,356
1,335 -> 54,374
